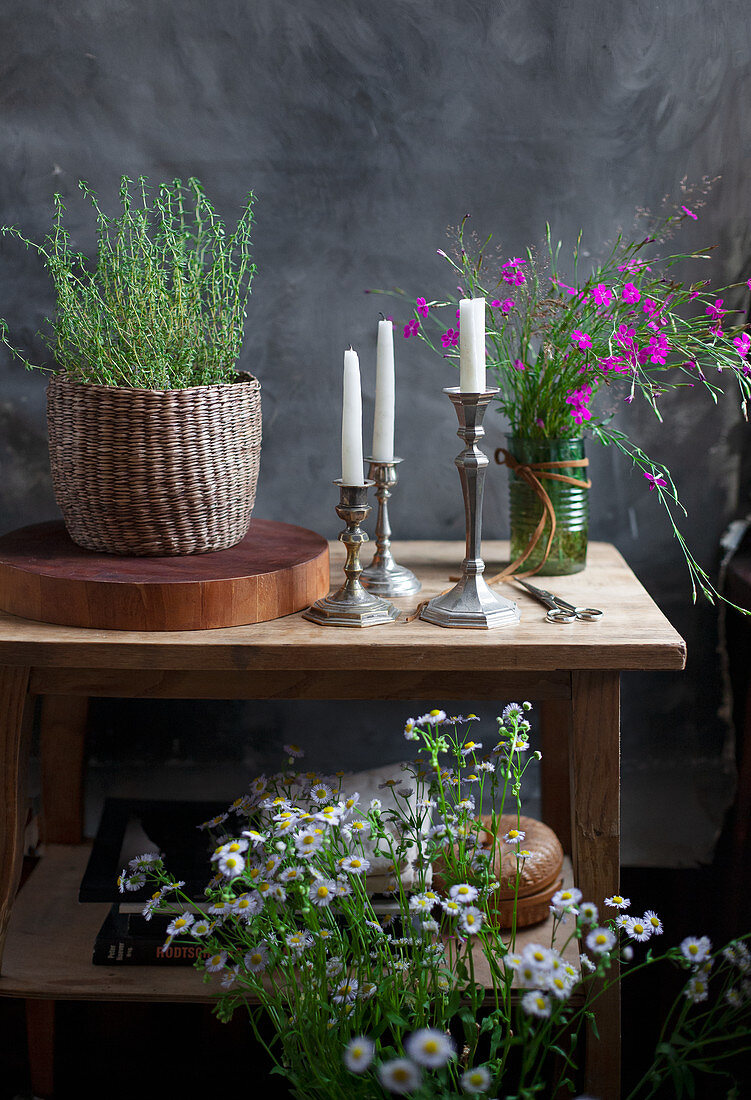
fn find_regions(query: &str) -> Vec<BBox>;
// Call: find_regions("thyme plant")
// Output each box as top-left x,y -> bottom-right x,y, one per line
1,175 -> 256,389
121,706 -> 751,1099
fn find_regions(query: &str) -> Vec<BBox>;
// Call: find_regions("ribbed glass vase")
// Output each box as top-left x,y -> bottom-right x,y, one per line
507,436 -> 589,576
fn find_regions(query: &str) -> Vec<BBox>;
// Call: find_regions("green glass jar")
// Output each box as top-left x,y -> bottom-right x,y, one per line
506,436 -> 589,575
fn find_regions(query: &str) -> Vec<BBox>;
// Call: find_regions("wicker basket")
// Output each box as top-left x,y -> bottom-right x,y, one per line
47,374 -> 262,556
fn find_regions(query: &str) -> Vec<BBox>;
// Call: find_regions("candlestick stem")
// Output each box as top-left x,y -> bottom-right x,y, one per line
303,481 -> 399,627
420,389 -> 520,629
361,459 -> 421,597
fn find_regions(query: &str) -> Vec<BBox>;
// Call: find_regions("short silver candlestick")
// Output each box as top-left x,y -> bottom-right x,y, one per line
420,388 -> 520,629
303,481 -> 399,627
361,457 -> 421,598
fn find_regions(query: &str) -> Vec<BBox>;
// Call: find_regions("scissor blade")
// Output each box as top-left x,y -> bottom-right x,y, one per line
516,579 -> 557,602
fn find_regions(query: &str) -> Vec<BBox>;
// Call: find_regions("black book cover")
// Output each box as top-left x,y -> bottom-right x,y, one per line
93,905 -> 208,966
80,797 -> 232,904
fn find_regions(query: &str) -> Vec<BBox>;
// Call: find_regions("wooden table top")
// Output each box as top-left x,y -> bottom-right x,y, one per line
0,540 -> 686,673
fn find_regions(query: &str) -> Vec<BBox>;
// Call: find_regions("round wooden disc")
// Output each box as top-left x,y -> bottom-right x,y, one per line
0,520 -> 330,631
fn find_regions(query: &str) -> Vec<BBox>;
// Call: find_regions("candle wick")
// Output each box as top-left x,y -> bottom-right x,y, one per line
378,311 -> 386,321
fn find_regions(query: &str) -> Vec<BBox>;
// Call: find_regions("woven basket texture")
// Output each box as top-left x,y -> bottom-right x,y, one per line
47,374 -> 262,556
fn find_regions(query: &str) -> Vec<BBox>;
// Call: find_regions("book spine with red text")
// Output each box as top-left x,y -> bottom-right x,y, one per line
92,905 -> 206,966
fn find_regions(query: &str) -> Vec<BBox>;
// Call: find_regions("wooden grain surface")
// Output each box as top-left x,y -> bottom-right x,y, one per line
0,540 -> 686,672
0,520 -> 330,631
0,845 -> 578,1003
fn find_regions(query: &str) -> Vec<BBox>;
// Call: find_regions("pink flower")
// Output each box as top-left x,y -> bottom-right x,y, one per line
416,297 -> 429,318
404,319 -> 419,339
565,384 -> 594,424
622,283 -> 641,305
591,284 -> 613,308
734,333 -> 751,359
500,298 -> 514,313
644,472 -> 668,492
502,258 -> 526,286
706,299 -> 726,321
553,278 -> 578,296
571,329 -> 592,351
441,328 -> 459,349
513,359 -> 526,371
646,333 -> 671,365
747,279 -> 751,292
681,205 -> 698,220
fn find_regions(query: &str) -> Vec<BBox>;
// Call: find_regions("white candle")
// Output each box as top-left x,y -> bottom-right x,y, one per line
459,297 -> 486,392
371,319 -> 395,461
341,348 -> 365,485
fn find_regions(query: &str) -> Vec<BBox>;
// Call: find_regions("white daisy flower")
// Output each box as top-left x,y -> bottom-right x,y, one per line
409,894 -> 434,914
510,737 -> 530,752
503,952 -> 523,971
417,709 -> 447,725
681,935 -> 712,965
580,953 -> 596,973
377,1058 -> 422,1094
165,912 -> 194,937
369,798 -> 382,812
502,703 -> 525,723
604,894 -> 630,910
586,927 -> 616,955
283,743 -> 305,758
643,910 -> 663,935
521,989 -> 552,1018
242,829 -> 268,848
294,829 -> 324,857
343,1036 -> 374,1073
211,839 -> 249,861
285,930 -> 313,953
459,906 -> 484,935
198,812 -> 229,831
442,898 -> 462,918
578,902 -> 599,925
268,883 -> 287,902
450,883 -> 479,904
217,852 -> 245,878
404,718 -> 419,741
625,917 -> 652,942
204,951 -> 228,973
128,852 -> 162,871
191,919 -> 212,937
307,782 -> 333,804
461,740 -> 484,756
334,877 -> 352,898
502,828 -> 526,845
404,1027 -> 456,1068
516,849 -> 537,863
244,942 -> 270,973
117,870 -> 146,893
339,854 -> 370,875
461,1065 -> 492,1093
614,913 -> 630,929
332,978 -> 359,1004
340,792 -> 361,815
551,887 -> 583,910
309,879 -> 336,907
207,898 -> 232,916
726,987 -> 743,1008
345,818 -> 370,840
684,974 -> 709,1003
359,980 -> 377,999
279,864 -> 304,883
524,944 -> 554,969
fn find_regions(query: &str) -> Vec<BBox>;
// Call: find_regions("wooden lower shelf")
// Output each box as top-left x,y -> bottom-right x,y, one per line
0,845 -> 579,1003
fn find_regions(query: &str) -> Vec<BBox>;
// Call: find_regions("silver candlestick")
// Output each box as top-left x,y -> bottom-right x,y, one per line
361,458 -> 421,598
420,388 -> 520,629
303,481 -> 399,627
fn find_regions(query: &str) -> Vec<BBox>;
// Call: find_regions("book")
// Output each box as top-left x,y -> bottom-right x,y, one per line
93,905 -> 208,966
80,797 -> 230,904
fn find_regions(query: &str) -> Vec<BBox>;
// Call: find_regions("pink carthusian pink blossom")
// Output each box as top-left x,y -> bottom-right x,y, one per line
622,283 -> 640,305
644,472 -> 668,491
404,319 -> 419,338
571,329 -> 592,351
416,297 -> 429,318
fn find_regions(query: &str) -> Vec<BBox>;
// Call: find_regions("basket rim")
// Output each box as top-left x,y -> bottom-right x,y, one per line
46,372 -> 260,397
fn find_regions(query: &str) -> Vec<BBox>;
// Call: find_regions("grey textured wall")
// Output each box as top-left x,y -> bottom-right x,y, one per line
2,1 -> 750,833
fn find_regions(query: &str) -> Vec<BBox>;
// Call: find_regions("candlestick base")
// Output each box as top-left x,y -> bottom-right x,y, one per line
361,458 -> 422,598
420,571 -> 520,630
303,481 -> 399,628
419,388 -> 520,630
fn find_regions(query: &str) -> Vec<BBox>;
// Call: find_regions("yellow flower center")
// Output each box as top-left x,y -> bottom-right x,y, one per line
317,886 -> 329,898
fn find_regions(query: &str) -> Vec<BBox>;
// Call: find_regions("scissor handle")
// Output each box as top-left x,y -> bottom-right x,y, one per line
545,608 -> 577,624
573,607 -> 603,621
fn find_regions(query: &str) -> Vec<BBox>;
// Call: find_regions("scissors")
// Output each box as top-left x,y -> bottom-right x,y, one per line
514,578 -> 604,624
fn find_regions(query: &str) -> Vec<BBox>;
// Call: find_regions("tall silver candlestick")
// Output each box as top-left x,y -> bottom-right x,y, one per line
303,481 -> 399,627
420,388 -> 520,629
361,457 -> 421,597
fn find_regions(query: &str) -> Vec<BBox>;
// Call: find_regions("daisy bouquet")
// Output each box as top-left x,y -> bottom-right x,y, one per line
378,184 -> 751,606
124,706 -> 751,1099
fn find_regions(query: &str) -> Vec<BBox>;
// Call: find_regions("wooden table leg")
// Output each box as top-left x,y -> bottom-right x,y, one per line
570,670 -> 621,1099
0,665 -> 32,972
26,998 -> 56,1098
539,698 -> 572,853
39,695 -> 89,844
